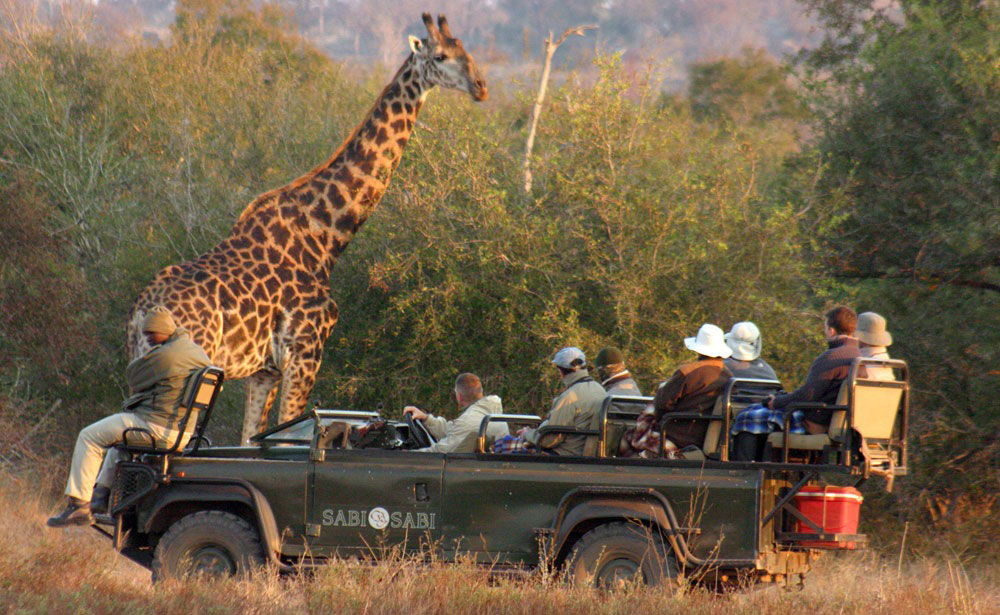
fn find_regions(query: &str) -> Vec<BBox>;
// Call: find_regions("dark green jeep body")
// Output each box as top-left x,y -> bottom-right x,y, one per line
99,374 -> 909,587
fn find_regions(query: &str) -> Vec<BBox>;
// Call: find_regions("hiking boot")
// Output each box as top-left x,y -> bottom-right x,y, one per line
90,486 -> 111,515
46,498 -> 93,527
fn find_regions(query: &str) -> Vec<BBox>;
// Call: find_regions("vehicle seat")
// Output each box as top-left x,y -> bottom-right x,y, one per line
684,379 -> 782,461
767,358 -> 907,475
766,382 -> 849,456
120,365 -> 225,454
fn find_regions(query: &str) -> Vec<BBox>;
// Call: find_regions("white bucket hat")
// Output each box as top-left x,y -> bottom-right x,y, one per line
684,324 -> 732,359
856,312 -> 892,347
725,321 -> 763,361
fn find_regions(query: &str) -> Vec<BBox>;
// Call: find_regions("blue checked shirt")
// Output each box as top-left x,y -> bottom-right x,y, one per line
731,403 -> 806,435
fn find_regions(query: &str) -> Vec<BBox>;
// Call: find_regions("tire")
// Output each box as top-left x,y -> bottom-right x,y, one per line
566,522 -> 679,589
152,510 -> 264,583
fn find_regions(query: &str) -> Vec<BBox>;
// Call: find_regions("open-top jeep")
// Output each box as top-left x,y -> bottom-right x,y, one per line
95,358 -> 909,588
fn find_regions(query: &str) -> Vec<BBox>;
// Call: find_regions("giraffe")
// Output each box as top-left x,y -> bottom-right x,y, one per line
126,13 -> 487,444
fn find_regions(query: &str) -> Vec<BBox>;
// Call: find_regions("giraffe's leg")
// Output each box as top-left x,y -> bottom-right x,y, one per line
275,358 -> 321,426
241,369 -> 281,445
275,297 -> 337,425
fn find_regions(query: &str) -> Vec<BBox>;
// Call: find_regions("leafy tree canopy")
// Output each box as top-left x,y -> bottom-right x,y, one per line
800,0 -> 999,292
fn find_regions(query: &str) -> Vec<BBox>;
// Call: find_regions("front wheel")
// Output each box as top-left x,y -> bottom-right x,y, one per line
152,510 -> 264,583
567,522 -> 679,589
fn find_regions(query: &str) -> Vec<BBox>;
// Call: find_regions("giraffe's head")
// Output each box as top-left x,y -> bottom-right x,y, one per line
408,13 -> 487,102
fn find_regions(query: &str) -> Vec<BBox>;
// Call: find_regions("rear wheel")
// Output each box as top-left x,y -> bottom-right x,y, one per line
567,522 -> 679,589
152,510 -> 263,583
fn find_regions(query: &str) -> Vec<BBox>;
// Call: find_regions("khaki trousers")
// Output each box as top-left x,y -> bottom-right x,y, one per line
65,412 -> 186,502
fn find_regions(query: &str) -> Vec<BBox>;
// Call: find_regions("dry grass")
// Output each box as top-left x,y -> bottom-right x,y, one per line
1,475 -> 997,615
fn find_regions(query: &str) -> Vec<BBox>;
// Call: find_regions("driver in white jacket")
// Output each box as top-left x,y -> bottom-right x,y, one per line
403,373 -> 509,453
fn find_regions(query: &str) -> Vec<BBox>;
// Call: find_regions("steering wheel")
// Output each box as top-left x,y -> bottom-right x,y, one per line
405,412 -> 434,449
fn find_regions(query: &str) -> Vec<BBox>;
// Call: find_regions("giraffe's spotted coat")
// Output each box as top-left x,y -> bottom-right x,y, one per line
126,14 -> 487,443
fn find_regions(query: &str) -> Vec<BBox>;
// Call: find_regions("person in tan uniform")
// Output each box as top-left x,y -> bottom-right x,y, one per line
47,307 -> 211,527
594,346 -> 642,395
519,347 -> 607,456
403,373 -> 509,453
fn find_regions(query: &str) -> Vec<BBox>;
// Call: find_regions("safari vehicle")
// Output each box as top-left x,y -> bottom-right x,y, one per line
95,358 -> 909,588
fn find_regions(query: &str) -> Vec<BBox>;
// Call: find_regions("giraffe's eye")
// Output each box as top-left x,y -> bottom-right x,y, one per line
433,54 -> 447,62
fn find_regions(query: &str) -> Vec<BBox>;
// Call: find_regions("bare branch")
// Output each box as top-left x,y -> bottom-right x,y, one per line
523,24 -> 597,194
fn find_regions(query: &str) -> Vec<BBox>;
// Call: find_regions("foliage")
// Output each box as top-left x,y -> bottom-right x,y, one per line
0,177 -> 96,389
689,47 -> 808,127
796,0 -> 1000,534
799,0 -> 999,289
318,54 -> 823,413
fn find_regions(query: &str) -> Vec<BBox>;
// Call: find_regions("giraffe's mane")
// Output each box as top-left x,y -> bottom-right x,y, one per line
233,54 -> 418,227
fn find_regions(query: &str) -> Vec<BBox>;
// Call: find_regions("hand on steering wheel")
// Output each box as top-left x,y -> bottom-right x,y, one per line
403,405 -> 428,421
405,412 -> 434,449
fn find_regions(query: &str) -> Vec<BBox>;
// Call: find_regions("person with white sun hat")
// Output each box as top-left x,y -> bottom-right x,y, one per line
622,324 -> 733,458
723,321 -> 778,380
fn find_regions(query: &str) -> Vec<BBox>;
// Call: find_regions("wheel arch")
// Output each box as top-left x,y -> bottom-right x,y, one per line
143,480 -> 284,567
552,496 -> 679,566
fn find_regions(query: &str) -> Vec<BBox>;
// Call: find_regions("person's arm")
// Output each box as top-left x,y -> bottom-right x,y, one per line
523,390 -> 577,446
772,354 -> 832,409
403,406 -> 450,441
417,410 -> 482,453
422,414 -> 450,441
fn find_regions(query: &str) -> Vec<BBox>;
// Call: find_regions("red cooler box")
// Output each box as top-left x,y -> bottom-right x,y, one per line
793,486 -> 863,549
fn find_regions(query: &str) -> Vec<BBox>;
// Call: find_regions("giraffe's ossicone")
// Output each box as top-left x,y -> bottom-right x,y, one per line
126,13 -> 487,444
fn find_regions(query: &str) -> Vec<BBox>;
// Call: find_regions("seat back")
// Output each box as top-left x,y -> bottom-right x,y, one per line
594,396 -> 650,457
827,382 -> 851,440
179,366 -> 225,453
849,358 -> 907,441
700,396 -> 727,457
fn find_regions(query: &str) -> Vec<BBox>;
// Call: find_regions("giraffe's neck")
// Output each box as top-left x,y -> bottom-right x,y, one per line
235,54 -> 430,278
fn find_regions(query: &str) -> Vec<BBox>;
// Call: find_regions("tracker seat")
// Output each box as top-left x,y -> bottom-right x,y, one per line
118,365 -> 225,455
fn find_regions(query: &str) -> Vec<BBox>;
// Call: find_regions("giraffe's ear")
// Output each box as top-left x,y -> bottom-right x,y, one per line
408,35 -> 423,54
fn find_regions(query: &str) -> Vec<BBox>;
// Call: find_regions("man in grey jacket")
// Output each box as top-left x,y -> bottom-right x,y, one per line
403,373 -> 508,453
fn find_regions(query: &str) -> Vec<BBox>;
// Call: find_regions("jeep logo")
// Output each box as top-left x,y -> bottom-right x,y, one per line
322,507 -> 436,530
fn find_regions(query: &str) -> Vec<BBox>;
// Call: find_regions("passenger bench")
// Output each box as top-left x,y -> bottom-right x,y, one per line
767,358 -> 908,490
664,379 -> 783,461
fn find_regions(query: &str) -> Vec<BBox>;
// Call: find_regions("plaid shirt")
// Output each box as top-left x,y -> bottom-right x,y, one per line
493,435 -> 536,454
730,403 -> 806,435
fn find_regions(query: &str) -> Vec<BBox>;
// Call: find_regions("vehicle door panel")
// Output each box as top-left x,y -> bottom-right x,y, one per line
308,449 -> 445,556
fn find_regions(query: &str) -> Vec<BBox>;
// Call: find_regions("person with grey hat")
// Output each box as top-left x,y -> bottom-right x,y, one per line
857,312 -> 895,381
723,322 -> 778,380
622,324 -> 733,457
594,346 -> 642,395
495,347 -> 606,456
47,307 -> 211,528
